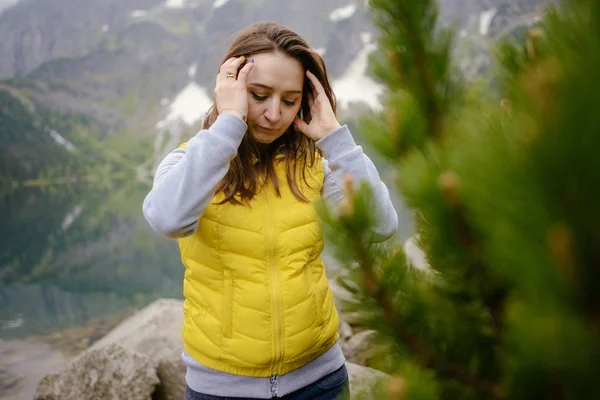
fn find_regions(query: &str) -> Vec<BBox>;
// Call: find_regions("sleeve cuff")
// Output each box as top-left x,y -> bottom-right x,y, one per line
205,113 -> 248,148
315,125 -> 358,160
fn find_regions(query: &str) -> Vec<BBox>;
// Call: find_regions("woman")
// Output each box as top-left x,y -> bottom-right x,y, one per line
143,21 -> 397,400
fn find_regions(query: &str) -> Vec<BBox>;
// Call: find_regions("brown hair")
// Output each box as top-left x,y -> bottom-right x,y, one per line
202,21 -> 337,205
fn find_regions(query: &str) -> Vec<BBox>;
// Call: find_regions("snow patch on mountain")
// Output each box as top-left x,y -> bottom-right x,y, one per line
329,4 -> 357,22
62,206 -> 83,231
0,0 -> 20,16
45,127 -> 76,152
188,63 -> 197,79
131,10 -> 148,18
165,0 -> 187,8
332,32 -> 384,111
213,0 -> 230,8
156,82 -> 212,129
479,8 -> 498,36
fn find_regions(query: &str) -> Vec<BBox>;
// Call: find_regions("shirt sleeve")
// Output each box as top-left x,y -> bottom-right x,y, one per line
142,113 -> 247,238
317,125 -> 398,242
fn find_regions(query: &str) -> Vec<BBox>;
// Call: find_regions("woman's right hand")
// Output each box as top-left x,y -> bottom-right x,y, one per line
215,56 -> 254,122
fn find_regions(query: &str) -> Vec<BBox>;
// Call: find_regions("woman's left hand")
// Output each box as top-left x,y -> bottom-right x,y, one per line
294,70 -> 341,141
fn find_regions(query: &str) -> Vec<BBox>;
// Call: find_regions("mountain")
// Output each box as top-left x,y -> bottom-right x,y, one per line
0,82 -> 148,185
442,0 -> 552,78
0,0 -> 379,134
0,0 -> 552,184
0,84 -> 100,183
0,0 -> 553,343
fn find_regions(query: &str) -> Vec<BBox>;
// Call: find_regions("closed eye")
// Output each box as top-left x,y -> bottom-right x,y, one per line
252,92 -> 267,101
252,92 -> 297,106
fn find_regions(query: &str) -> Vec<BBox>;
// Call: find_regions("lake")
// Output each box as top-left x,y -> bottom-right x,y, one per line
0,181 -> 183,398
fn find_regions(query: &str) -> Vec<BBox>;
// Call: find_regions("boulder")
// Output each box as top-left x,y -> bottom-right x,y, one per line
347,361 -> 389,400
338,315 -> 354,342
329,279 -> 364,325
90,298 -> 184,360
338,317 -> 354,341
34,298 -> 391,400
34,344 -> 159,400
35,299 -> 183,400
342,330 -> 380,366
153,349 -> 187,400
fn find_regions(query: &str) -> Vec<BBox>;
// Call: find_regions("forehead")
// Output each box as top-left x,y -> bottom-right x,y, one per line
246,52 -> 304,91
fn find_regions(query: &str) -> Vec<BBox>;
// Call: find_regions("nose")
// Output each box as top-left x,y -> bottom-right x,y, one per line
264,99 -> 281,124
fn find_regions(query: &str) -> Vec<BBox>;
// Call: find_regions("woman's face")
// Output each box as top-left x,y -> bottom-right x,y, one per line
244,52 -> 304,144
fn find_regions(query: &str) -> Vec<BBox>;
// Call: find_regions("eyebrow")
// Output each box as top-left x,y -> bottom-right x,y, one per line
248,83 -> 302,94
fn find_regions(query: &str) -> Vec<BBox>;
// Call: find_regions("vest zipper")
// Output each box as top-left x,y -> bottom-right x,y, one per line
264,191 -> 284,374
269,374 -> 279,398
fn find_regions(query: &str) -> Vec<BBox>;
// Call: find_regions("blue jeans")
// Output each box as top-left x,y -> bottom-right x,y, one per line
185,364 -> 350,400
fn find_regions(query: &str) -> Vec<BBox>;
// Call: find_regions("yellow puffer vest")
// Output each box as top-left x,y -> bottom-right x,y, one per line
178,145 -> 339,377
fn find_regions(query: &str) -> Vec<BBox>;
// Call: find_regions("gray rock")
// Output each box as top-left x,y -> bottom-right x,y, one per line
347,361 -> 389,400
31,298 -> 393,400
91,299 -> 186,400
342,330 -> 380,367
34,344 -> 159,400
90,298 -> 184,361
153,349 -> 187,400
329,279 -> 360,317
339,318 -> 354,342
33,299 -> 184,400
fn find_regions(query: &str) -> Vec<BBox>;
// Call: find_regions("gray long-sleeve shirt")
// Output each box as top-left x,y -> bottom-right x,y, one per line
142,113 -> 398,397
143,113 -> 397,241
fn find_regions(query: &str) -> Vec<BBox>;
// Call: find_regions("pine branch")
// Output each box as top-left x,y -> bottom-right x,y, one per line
346,230 -> 503,398
388,1 -> 443,140
438,171 -> 508,337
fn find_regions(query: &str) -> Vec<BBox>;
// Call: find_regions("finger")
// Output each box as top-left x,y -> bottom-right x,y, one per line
306,70 -> 326,98
294,117 -> 309,135
306,79 -> 321,109
217,58 -> 237,84
219,57 -> 245,79
219,57 -> 237,73
236,59 -> 255,84
307,91 -> 315,109
228,56 -> 247,76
